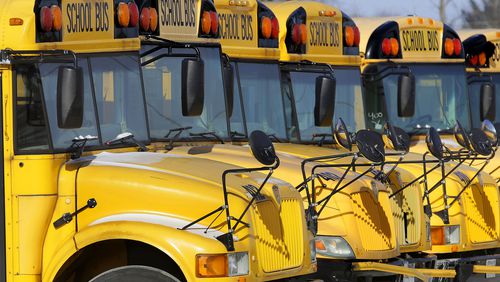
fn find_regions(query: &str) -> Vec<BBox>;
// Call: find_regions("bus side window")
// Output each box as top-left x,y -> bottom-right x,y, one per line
14,65 -> 51,152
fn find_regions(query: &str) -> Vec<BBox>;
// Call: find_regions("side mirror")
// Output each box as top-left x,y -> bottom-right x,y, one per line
454,121 -> 471,150
481,119 -> 498,146
480,83 -> 495,121
426,127 -> 443,160
182,59 -> 204,116
249,130 -> 277,166
314,76 -> 336,127
223,63 -> 235,118
334,118 -> 352,151
356,130 -> 385,163
57,66 -> 84,129
397,74 -> 416,117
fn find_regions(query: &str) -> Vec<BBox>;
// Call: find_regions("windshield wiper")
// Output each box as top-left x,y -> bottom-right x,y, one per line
69,135 -> 98,159
164,126 -> 192,150
190,131 -> 224,144
105,133 -> 148,152
230,130 -> 246,140
312,133 -> 334,146
267,133 -> 283,143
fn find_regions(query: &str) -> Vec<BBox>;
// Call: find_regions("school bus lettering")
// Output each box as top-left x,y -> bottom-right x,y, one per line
63,0 -> 111,41
401,29 -> 439,52
219,12 -> 253,40
160,0 -> 196,27
493,42 -> 500,62
65,1 -> 111,33
309,21 -> 340,47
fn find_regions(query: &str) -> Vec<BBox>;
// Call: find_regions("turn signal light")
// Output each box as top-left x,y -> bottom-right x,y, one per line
196,254 -> 228,277
390,37 -> 399,56
444,38 -> 454,56
40,4 -> 62,32
345,26 -> 354,47
469,54 -> 479,66
382,38 -> 391,56
51,5 -> 62,31
353,26 -> 360,46
128,2 -> 139,27
201,11 -> 211,34
271,17 -> 279,39
431,227 -> 445,245
479,52 -> 487,65
140,7 -> 150,31
117,2 -> 130,27
261,16 -> 272,39
210,11 -> 218,34
453,38 -> 461,56
150,8 -> 158,31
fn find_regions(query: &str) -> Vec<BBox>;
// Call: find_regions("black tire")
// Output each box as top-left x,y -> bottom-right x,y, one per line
89,265 -> 181,282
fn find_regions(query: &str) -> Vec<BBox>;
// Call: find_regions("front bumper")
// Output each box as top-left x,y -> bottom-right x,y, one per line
435,253 -> 500,281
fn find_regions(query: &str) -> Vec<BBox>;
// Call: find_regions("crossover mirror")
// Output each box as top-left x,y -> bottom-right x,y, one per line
454,121 -> 471,150
182,58 -> 204,116
356,130 -> 385,163
314,76 -> 336,127
397,74 -> 416,117
426,127 -> 444,160
383,122 -> 410,152
480,83 -> 495,121
469,128 -> 492,156
57,66 -> 84,129
249,130 -> 277,166
481,119 -> 498,146
334,118 -> 352,151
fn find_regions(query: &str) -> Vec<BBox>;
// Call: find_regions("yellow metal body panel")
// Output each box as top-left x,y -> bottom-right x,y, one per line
160,143 -> 399,260
352,262 -> 430,281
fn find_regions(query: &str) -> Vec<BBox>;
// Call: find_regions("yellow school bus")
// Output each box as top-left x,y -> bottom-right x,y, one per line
139,0 -> 319,280
357,16 -> 500,279
460,29 -> 500,178
0,0 -> 317,281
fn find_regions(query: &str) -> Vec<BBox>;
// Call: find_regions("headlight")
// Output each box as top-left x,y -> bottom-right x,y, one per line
196,252 -> 249,277
315,236 -> 355,259
228,252 -> 249,277
431,225 -> 460,245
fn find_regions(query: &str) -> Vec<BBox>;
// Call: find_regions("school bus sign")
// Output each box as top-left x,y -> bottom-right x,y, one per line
399,27 -> 441,58
62,0 -> 113,41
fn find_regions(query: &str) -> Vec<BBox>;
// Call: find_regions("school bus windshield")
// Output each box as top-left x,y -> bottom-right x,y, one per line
288,67 -> 365,142
142,46 -> 228,140
469,73 -> 500,128
366,63 -> 471,134
230,61 -> 286,140
14,53 -> 148,153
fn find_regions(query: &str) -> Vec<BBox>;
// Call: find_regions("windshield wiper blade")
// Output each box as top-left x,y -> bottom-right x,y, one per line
69,135 -> 98,159
105,133 -> 148,152
230,130 -> 246,140
164,126 -> 192,150
190,131 -> 224,144
267,133 -> 283,143
312,133 -> 334,146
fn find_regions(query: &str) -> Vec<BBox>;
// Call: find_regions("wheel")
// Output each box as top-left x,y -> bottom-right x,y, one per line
89,265 -> 181,282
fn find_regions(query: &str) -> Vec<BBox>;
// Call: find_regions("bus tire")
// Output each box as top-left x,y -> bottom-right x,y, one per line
89,265 -> 182,282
